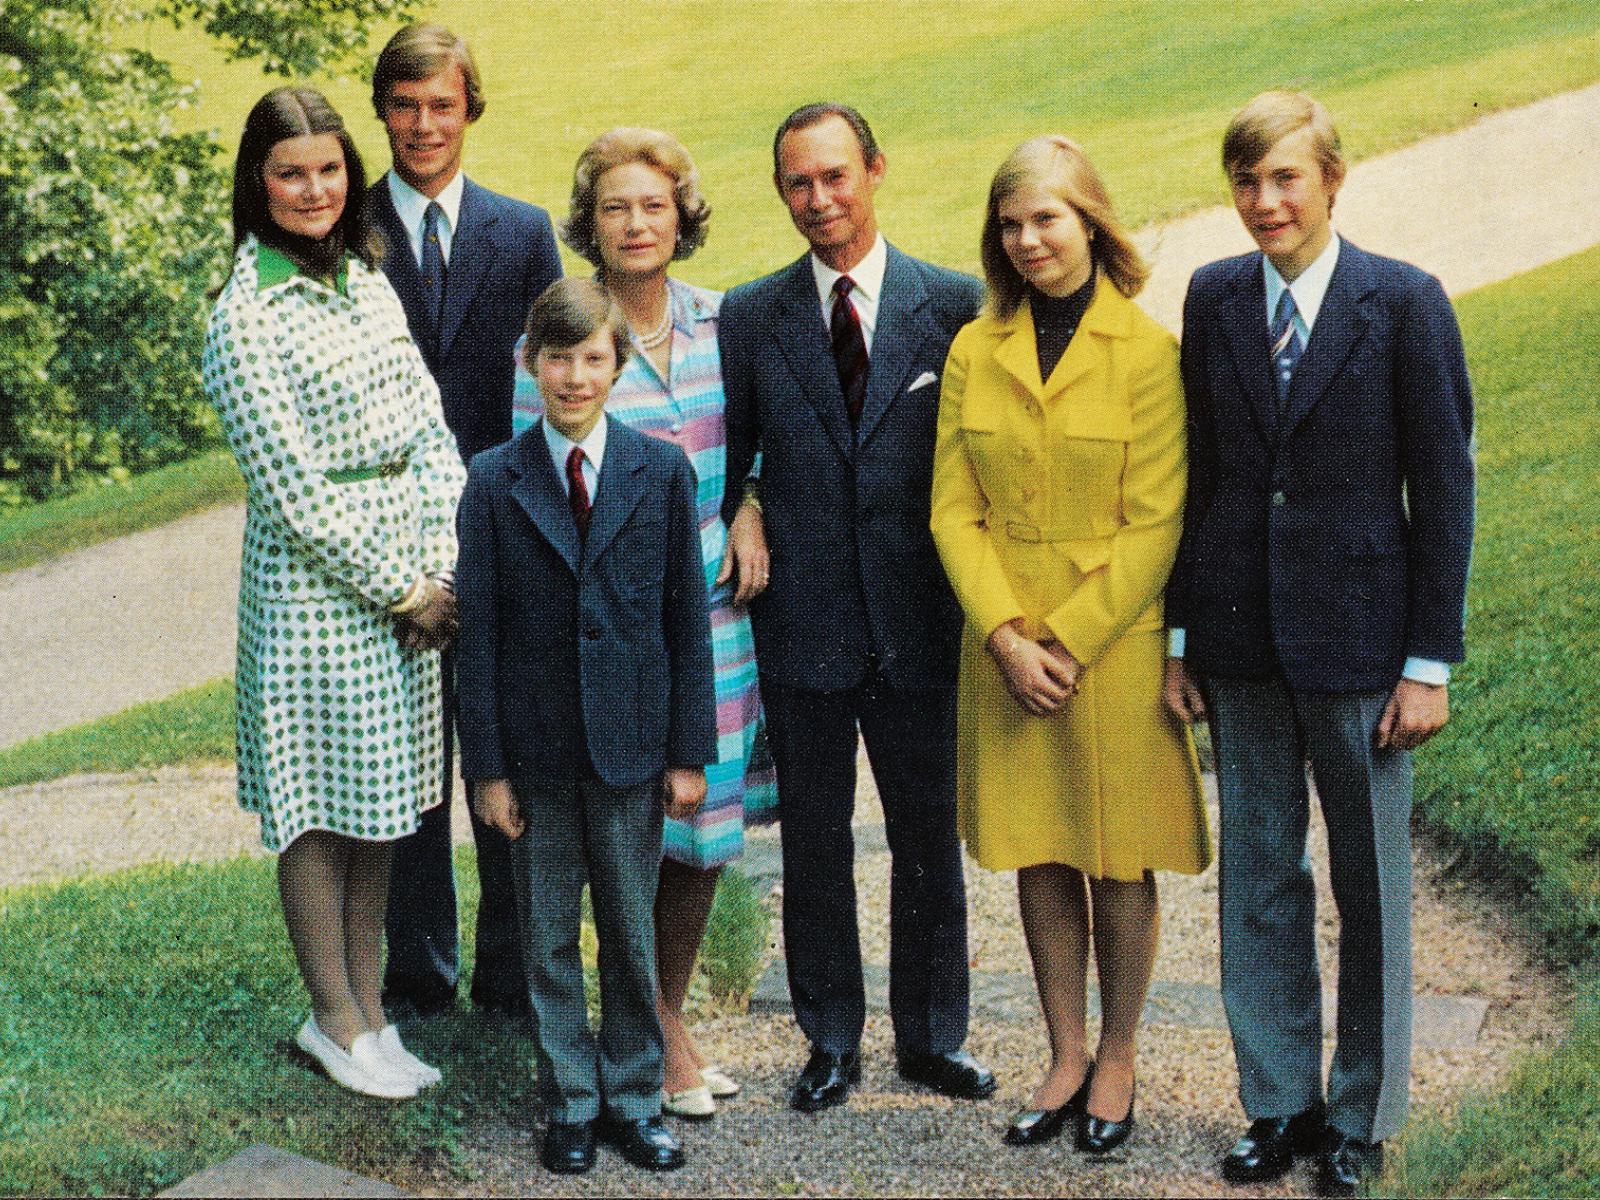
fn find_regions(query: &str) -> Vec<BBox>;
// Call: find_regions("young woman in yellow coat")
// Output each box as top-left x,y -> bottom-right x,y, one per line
931,136 -> 1209,1154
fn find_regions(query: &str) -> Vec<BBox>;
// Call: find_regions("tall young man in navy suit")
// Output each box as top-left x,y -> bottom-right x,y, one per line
1163,91 -> 1474,1195
458,280 -> 715,1175
720,103 -> 994,1112
369,23 -> 563,1024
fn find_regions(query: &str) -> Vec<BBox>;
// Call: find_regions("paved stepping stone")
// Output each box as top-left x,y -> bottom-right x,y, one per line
159,1144 -> 409,1198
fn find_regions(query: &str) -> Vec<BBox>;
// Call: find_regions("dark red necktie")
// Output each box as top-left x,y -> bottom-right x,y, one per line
830,275 -> 870,426
566,446 -> 591,540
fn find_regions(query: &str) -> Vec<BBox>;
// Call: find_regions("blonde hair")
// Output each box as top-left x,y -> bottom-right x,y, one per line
1222,90 -> 1345,188
560,127 -> 711,267
980,136 -> 1148,319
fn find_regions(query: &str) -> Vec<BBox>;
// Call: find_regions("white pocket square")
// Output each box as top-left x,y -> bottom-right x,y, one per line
908,371 -> 939,393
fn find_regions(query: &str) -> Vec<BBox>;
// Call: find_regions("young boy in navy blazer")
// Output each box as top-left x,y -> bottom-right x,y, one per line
1163,92 -> 1474,1195
456,279 -> 716,1176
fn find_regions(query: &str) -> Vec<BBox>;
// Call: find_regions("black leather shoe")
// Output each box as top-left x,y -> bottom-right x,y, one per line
898,1049 -> 998,1100
540,1120 -> 596,1175
1004,1063 -> 1094,1147
790,1047 -> 861,1112
600,1116 -> 684,1171
1076,1082 -> 1135,1155
1221,1104 -> 1327,1184
1318,1131 -> 1382,1196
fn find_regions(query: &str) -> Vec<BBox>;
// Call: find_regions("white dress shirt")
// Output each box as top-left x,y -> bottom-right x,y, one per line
1169,234 -> 1448,685
810,234 -> 888,354
386,169 -> 465,267
542,415 -> 606,502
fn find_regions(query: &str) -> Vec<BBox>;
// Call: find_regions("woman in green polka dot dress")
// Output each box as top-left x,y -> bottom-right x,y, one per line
202,89 -> 466,1100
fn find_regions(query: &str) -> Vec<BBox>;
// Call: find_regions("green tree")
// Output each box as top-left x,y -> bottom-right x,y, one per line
0,0 -> 418,503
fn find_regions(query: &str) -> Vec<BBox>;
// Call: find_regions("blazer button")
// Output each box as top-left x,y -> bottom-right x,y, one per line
584,628 -> 601,640
1271,491 -> 1287,506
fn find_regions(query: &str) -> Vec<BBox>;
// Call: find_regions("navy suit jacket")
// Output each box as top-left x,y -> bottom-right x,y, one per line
455,417 -> 717,787
1166,240 -> 1475,693
371,176 -> 562,465
720,244 -> 984,692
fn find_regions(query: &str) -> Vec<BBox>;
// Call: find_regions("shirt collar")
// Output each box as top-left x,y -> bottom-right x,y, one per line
810,233 -> 887,308
542,413 -> 608,475
387,168 -> 465,236
253,237 -> 349,296
1263,233 -> 1341,332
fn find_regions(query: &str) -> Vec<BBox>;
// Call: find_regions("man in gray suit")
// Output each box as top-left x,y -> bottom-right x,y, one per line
720,103 -> 993,1113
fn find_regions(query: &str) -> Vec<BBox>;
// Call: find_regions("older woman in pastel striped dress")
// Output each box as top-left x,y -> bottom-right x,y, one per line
513,127 -> 776,1120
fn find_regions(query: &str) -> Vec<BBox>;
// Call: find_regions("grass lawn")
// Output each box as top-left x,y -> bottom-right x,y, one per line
139,0 -> 1600,287
4,0 -> 1586,575
0,451 -> 241,575
0,847 -> 767,1195
1377,245 -> 1600,1196
0,679 -> 236,791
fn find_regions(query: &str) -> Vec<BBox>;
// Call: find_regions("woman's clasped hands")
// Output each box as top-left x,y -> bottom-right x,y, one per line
987,618 -> 1083,717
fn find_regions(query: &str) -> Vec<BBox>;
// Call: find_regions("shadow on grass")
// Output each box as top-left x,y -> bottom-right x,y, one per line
0,847 -> 767,1195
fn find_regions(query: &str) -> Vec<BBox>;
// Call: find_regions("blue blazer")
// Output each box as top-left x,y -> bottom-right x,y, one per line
1166,240 -> 1475,693
719,245 -> 984,692
454,417 -> 717,787
371,177 -> 562,465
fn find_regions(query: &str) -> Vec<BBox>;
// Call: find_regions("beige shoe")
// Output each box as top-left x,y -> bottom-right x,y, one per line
296,1017 -> 417,1100
701,1065 -> 740,1098
661,1083 -> 717,1120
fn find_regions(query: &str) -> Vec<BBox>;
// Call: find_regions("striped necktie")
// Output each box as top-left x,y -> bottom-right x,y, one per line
830,275 -> 870,427
1270,287 -> 1304,411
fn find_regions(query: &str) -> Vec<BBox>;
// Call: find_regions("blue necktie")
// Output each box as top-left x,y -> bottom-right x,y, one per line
421,201 -> 446,327
1270,287 -> 1304,411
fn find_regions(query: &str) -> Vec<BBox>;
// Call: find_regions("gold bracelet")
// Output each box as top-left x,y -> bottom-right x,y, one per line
389,575 -> 429,615
741,479 -> 763,514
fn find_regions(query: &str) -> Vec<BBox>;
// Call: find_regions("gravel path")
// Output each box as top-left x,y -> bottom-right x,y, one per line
0,755 -> 1569,1197
4,82 -> 1599,752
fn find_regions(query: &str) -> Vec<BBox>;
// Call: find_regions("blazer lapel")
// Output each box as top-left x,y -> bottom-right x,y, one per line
1040,276 -> 1131,402
855,246 -> 930,446
1217,256 -> 1278,442
508,425 -> 581,575
372,182 -> 436,354
582,420 -> 649,569
993,303 -> 1044,399
771,256 -> 855,460
1280,241 -> 1374,436
437,179 -> 498,363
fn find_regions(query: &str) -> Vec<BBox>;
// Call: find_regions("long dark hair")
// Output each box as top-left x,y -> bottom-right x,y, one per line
231,87 -> 381,276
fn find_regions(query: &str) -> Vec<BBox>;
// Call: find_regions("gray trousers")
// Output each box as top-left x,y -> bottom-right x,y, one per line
507,769 -> 664,1124
1208,676 -> 1413,1143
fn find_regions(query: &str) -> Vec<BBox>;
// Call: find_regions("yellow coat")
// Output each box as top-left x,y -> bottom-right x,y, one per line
931,279 -> 1209,878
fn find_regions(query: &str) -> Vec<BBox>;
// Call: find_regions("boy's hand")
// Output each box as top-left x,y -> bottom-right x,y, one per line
661,766 -> 707,821
472,778 -> 524,839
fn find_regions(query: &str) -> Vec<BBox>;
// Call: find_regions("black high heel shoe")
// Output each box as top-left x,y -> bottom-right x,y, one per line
1076,1080 -> 1135,1154
1003,1062 -> 1094,1147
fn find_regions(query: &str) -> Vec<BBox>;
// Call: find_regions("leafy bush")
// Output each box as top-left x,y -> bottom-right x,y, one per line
0,0 -> 418,504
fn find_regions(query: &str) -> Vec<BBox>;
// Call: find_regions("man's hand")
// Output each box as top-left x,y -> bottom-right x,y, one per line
472,778 -> 524,839
717,501 -> 770,607
1163,657 -> 1207,723
395,580 -> 458,651
987,620 -> 1079,717
661,766 -> 708,821
1376,678 -> 1449,752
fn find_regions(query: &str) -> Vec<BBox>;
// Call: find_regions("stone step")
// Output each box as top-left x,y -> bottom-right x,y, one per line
159,1144 -> 409,1198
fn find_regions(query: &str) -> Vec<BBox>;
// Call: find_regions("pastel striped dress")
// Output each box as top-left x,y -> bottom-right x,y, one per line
514,278 -> 777,868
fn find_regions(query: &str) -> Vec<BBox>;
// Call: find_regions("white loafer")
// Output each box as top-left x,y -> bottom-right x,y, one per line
701,1065 -> 740,1098
378,1023 -> 442,1087
296,1017 -> 417,1100
662,1083 -> 717,1120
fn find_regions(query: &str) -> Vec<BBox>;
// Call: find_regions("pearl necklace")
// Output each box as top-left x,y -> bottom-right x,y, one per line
631,302 -> 673,351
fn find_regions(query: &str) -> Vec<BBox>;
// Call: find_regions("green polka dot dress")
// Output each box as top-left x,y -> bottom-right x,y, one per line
202,237 -> 466,852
